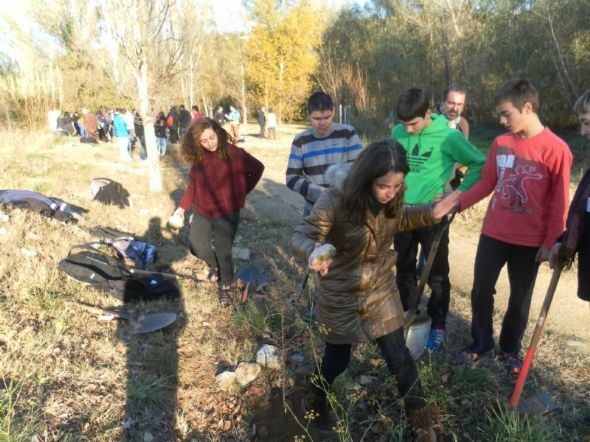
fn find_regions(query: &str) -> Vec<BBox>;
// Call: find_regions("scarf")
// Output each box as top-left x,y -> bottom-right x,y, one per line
560,168 -> 590,267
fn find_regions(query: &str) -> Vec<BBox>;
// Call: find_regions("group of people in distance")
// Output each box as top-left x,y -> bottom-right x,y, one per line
168,80 -> 589,440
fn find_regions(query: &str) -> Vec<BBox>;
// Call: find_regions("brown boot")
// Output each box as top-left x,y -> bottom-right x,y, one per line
406,403 -> 439,442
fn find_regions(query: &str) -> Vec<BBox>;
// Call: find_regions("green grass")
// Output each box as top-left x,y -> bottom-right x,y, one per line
0,376 -> 44,441
127,375 -> 173,413
486,401 -> 558,442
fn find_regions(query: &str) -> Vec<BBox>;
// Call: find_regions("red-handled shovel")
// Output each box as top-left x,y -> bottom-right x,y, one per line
509,266 -> 562,410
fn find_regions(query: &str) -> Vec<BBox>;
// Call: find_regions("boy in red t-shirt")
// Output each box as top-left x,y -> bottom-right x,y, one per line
453,79 -> 572,373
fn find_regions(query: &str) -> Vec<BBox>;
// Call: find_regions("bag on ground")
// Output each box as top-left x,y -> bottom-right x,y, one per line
59,245 -> 178,301
58,249 -> 122,284
90,178 -> 131,208
91,227 -> 157,267
92,274 -> 180,302
0,189 -> 86,223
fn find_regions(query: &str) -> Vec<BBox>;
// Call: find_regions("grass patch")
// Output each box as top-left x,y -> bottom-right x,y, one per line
486,401 -> 558,441
0,376 -> 44,441
127,375 -> 172,413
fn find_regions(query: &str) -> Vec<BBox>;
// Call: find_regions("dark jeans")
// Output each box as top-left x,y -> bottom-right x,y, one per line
394,218 -> 451,329
188,212 -> 240,284
312,328 -> 425,410
470,234 -> 540,354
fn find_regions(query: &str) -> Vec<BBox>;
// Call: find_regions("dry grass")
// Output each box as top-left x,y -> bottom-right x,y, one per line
1,126 -> 589,441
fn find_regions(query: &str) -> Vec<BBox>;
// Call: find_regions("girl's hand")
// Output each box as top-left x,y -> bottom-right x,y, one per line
432,191 -> 461,219
308,243 -> 336,277
168,208 -> 185,229
173,207 -> 185,217
309,259 -> 332,277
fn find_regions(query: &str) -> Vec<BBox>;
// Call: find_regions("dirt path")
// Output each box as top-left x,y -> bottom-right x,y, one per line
242,122 -> 590,352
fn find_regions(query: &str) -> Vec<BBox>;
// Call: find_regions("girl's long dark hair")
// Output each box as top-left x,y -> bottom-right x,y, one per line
181,117 -> 232,165
342,139 -> 409,226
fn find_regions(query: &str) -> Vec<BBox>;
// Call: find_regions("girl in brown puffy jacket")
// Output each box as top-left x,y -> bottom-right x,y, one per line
291,139 -> 459,440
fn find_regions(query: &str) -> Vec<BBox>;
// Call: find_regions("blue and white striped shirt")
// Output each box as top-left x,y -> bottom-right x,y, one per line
286,123 -> 362,214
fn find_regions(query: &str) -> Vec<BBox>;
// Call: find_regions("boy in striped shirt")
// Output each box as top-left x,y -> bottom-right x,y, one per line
286,92 -> 363,216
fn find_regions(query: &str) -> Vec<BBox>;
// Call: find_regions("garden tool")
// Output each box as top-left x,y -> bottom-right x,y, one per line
78,302 -> 177,334
509,266 -> 562,411
404,214 -> 454,360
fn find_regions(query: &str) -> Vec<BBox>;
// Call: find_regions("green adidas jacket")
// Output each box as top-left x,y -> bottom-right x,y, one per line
391,114 -> 485,205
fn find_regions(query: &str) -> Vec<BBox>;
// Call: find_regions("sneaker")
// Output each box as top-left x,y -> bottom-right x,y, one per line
497,352 -> 523,375
452,345 -> 494,366
425,328 -> 445,351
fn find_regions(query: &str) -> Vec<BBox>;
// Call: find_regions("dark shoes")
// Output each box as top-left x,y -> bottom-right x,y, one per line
302,395 -> 334,433
497,351 -> 523,375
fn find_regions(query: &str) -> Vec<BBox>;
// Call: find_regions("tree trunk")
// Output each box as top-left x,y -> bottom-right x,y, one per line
240,60 -> 247,125
136,58 -> 163,193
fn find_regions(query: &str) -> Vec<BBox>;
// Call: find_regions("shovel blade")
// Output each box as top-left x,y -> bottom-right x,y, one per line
517,393 -> 559,415
130,313 -> 178,334
405,314 -> 431,361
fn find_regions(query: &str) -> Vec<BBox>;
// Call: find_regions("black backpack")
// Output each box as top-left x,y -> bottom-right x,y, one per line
58,248 -> 123,284
90,178 -> 131,208
59,246 -> 179,301
91,274 -> 180,302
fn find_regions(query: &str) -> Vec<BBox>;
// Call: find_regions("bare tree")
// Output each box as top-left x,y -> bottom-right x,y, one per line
99,0 -> 185,192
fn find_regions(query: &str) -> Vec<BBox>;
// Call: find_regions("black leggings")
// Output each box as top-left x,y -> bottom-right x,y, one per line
188,211 -> 240,284
312,328 -> 425,410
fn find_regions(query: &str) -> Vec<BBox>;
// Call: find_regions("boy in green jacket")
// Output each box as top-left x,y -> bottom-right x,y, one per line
391,87 -> 486,351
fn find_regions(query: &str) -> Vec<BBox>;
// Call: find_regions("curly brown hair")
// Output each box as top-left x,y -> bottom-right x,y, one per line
180,117 -> 232,165
342,139 -> 409,226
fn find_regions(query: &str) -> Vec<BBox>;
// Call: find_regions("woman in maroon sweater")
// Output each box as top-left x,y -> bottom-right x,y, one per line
172,118 -> 264,306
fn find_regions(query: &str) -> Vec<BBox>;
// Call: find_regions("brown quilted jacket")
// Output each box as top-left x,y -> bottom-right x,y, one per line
291,188 -> 438,344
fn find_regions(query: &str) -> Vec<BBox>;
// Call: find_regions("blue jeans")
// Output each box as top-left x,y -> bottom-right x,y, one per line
156,137 -> 167,157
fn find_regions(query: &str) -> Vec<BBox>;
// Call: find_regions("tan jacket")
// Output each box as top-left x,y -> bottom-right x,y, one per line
291,188 -> 438,344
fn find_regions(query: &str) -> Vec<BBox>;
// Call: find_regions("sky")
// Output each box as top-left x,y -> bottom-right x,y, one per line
205,0 -> 368,33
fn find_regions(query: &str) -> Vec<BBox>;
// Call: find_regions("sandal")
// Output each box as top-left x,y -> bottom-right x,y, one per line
218,285 -> 234,307
452,346 -> 494,366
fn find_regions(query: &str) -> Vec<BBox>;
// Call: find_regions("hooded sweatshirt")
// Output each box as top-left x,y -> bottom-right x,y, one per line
392,114 -> 485,205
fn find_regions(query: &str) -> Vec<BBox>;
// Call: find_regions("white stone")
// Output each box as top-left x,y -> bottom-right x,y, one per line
232,247 -> 251,261
215,371 -> 237,390
256,344 -> 281,370
234,362 -> 261,386
359,375 -> 373,386
20,247 -> 37,257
